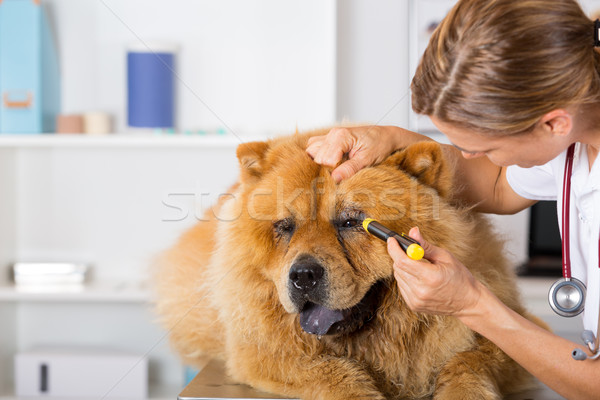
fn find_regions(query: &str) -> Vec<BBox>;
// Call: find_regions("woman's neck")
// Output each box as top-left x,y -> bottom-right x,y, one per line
573,103 -> 600,170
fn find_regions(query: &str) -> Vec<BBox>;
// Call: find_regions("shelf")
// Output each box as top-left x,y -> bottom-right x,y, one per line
0,281 -> 151,303
0,133 -> 270,148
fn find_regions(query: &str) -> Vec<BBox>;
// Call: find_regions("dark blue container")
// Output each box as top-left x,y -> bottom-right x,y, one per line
127,50 -> 175,128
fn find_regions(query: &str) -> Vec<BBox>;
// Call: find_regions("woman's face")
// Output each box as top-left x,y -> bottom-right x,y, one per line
430,117 -> 570,168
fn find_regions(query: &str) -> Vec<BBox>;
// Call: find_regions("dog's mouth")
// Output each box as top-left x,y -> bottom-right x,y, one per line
299,281 -> 385,336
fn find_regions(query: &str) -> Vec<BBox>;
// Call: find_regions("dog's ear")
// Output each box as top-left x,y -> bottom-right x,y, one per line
384,141 -> 453,198
236,141 -> 270,183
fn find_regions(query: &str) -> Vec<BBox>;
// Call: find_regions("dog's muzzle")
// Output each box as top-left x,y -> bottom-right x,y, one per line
288,254 -> 383,336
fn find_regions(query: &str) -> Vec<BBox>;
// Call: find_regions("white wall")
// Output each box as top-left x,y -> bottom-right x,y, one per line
46,0 -> 337,135
336,0 -> 410,126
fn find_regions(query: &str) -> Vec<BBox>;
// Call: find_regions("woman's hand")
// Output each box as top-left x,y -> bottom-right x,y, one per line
387,227 -> 483,317
391,228 -> 600,400
306,126 -> 410,183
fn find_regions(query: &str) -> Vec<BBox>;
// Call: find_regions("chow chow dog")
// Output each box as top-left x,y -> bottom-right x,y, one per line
155,129 -> 542,399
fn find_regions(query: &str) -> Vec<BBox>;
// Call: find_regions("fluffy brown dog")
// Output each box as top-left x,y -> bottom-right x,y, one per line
155,129 -> 543,399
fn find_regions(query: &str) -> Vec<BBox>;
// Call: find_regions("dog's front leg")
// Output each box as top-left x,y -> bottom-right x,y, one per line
433,336 -> 534,400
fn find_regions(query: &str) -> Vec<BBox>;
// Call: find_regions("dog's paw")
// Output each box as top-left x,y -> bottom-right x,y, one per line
433,378 -> 501,400
315,390 -> 386,400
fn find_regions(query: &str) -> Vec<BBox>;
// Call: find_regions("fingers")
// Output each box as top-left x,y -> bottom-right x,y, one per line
387,237 -> 425,279
307,128 -> 356,168
331,156 -> 368,183
306,135 -> 319,147
407,226 -> 446,263
389,239 -> 428,311
387,236 -> 409,264
305,136 -> 324,159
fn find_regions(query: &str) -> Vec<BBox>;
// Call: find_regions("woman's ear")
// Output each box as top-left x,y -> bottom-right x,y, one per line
539,109 -> 573,137
236,141 -> 270,184
383,141 -> 453,198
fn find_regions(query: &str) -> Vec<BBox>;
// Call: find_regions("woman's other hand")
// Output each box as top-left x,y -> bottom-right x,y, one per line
306,125 -> 418,183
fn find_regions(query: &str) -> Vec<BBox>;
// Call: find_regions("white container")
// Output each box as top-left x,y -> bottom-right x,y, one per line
12,262 -> 89,285
83,112 -> 112,135
15,348 -> 148,398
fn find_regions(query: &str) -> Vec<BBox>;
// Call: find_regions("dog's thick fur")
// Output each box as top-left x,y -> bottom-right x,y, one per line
155,129 -> 543,399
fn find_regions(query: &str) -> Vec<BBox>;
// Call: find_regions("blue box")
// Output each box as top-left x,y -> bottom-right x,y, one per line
0,0 -> 60,134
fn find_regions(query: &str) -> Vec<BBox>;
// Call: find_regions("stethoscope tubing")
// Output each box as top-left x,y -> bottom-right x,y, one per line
561,144 -> 575,280
550,144 -> 586,317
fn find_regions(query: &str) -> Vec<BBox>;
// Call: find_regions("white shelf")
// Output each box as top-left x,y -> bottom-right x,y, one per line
0,281 -> 151,303
0,133 -> 270,148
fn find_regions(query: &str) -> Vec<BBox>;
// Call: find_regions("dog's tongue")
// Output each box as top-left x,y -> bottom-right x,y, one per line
300,303 -> 347,335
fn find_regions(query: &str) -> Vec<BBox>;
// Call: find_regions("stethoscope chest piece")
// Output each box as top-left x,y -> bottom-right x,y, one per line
548,277 -> 586,317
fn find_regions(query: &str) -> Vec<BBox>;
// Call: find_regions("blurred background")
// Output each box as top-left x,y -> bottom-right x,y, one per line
1,0 -> 599,398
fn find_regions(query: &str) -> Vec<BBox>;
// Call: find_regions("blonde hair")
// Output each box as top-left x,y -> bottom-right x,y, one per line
411,0 -> 600,135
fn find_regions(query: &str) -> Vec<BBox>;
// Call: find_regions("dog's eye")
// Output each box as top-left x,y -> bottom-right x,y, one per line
334,210 -> 365,232
273,218 -> 295,238
340,219 -> 359,229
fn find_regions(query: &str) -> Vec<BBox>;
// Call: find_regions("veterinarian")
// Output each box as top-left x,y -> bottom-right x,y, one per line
307,0 -> 600,398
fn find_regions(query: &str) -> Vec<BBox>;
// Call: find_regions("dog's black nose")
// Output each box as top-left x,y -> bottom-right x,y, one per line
289,259 -> 324,292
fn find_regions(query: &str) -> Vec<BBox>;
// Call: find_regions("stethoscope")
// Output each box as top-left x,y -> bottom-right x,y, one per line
548,143 -> 600,360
